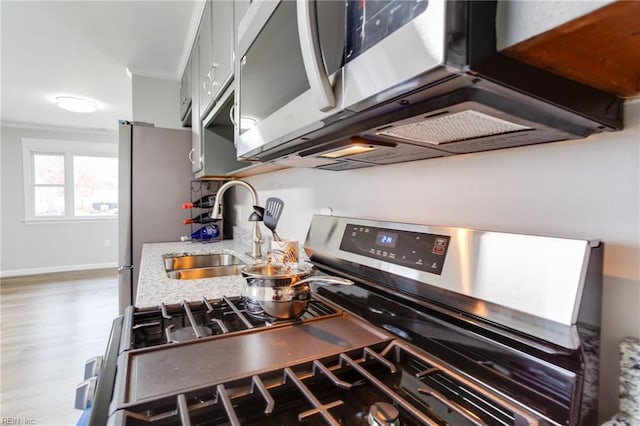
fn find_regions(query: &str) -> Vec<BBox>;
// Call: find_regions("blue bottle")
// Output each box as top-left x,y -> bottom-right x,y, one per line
191,224 -> 219,241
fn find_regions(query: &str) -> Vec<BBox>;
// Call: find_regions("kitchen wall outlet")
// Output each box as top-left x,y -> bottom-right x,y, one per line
104,239 -> 111,247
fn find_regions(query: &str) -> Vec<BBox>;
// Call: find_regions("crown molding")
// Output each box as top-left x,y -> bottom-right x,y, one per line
125,67 -> 179,81
0,121 -> 117,136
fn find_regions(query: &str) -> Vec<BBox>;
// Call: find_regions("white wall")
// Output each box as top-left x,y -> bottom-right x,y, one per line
0,75 -> 181,276
131,74 -> 182,129
232,99 -> 640,421
496,0 -> 613,50
0,124 -> 118,277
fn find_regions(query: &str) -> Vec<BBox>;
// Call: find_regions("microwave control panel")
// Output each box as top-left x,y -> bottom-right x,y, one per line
339,224 -> 450,275
346,0 -> 429,63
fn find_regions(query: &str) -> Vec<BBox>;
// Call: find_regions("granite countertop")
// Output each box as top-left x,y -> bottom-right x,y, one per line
135,238 -> 256,307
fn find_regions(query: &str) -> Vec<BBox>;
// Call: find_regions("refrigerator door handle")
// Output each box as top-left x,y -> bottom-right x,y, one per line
118,265 -> 134,273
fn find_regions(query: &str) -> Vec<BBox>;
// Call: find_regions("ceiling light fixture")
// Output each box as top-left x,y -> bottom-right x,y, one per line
54,96 -> 98,113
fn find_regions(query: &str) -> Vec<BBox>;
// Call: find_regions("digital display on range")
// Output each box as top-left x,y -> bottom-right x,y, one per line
376,231 -> 398,248
340,224 -> 450,275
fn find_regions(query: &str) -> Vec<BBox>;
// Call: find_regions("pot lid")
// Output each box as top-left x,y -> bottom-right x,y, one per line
241,262 -> 310,278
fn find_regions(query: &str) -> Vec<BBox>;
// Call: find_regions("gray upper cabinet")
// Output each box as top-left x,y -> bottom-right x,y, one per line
233,0 -> 250,45
185,0 -> 252,178
198,1 -> 214,119
210,0 -> 234,103
179,54 -> 192,124
198,84 -> 250,178
191,38 -> 203,174
198,0 -> 234,121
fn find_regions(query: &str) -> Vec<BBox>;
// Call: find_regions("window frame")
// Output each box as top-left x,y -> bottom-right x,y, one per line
22,138 -> 118,223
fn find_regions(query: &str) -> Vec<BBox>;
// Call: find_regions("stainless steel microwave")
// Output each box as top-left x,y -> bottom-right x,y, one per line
234,0 -> 622,169
235,0 -> 448,160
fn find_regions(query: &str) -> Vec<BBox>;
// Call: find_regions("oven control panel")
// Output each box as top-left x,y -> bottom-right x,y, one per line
339,224 -> 450,275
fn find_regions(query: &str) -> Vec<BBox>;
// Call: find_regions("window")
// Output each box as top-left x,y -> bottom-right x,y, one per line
33,154 -> 66,216
22,138 -> 118,222
73,156 -> 118,216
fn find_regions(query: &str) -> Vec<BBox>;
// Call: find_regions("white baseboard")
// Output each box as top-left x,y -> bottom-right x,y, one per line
0,262 -> 118,278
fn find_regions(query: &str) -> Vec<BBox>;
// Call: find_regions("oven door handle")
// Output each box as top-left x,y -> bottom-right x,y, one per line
297,0 -> 336,112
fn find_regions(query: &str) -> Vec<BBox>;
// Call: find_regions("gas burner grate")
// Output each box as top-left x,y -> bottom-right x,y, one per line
122,296 -> 339,351
110,341 -> 542,425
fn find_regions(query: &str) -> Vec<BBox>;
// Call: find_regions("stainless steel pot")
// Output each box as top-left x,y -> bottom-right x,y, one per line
241,262 -> 353,319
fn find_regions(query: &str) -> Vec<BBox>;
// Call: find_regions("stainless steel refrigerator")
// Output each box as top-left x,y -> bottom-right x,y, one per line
118,122 -> 192,313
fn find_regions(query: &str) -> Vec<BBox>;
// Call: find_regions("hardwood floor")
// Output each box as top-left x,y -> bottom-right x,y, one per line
1,269 -> 119,426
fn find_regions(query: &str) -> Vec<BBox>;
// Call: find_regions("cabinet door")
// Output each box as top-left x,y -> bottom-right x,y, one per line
179,55 -> 192,121
198,1 -> 213,118
200,85 -> 251,177
211,0 -> 234,101
191,37 -> 203,174
233,0 -> 250,45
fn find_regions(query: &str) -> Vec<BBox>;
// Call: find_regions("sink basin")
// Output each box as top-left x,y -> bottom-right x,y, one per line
163,253 -> 246,280
166,265 -> 245,280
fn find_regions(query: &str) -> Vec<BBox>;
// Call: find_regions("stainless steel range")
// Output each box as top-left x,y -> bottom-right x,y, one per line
79,215 -> 602,425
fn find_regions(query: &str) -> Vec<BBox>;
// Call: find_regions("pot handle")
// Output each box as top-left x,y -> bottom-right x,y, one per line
290,276 -> 353,287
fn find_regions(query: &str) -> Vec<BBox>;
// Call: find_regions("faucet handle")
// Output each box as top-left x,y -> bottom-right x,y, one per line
253,205 -> 264,214
249,211 -> 262,222
250,205 -> 264,221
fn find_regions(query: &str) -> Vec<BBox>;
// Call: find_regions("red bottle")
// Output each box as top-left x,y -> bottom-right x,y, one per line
183,212 -> 217,225
182,194 -> 216,209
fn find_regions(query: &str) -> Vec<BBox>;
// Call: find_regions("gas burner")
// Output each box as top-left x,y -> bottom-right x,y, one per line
243,297 -> 267,319
165,324 -> 212,343
243,296 -> 340,323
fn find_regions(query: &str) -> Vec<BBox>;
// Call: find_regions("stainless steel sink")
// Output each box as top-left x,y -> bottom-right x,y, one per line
163,253 -> 245,280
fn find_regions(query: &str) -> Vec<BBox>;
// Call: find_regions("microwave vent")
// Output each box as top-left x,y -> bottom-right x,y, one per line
377,110 -> 533,145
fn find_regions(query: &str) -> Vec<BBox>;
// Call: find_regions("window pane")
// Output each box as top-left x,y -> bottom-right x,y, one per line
73,156 -> 118,216
34,186 -> 65,216
34,154 -> 64,184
